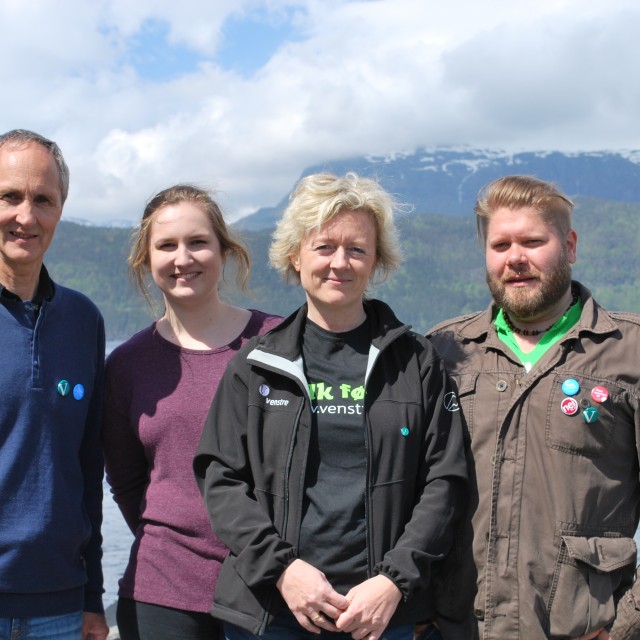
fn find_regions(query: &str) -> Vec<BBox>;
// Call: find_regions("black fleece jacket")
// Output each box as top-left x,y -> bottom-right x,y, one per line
194,299 -> 468,634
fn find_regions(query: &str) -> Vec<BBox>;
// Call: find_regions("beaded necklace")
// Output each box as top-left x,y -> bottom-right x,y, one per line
502,288 -> 579,336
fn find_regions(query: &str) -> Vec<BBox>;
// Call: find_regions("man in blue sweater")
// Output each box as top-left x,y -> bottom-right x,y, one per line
0,130 -> 108,640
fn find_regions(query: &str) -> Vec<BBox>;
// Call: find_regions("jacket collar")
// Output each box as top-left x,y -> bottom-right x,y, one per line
255,298 -> 410,361
455,281 -> 618,343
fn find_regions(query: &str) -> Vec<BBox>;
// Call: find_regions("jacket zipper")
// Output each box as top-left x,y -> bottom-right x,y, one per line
257,366 -> 309,635
362,328 -> 410,577
254,322 -> 410,627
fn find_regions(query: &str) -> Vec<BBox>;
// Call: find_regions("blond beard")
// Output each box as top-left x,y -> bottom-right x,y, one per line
487,255 -> 572,320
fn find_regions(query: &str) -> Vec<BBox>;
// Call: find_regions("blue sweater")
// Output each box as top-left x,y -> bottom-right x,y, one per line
0,276 -> 105,617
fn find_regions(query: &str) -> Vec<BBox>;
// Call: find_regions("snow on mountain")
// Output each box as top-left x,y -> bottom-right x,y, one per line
236,147 -> 640,230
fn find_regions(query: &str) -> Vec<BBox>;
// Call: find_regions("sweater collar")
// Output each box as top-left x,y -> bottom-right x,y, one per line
0,265 -> 54,304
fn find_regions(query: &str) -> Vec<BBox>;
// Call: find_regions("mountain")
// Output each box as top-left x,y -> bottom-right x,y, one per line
46,194 -> 640,341
236,147 -> 640,230
45,223 -> 153,340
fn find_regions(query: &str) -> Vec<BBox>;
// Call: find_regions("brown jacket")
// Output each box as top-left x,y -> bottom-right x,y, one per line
428,283 -> 640,639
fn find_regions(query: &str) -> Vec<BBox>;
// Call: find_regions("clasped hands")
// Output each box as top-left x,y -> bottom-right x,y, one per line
276,559 -> 402,640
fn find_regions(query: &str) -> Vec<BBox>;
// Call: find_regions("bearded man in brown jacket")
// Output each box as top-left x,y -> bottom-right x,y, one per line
428,175 -> 640,640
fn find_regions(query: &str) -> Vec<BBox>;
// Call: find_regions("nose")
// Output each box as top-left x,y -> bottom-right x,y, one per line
506,246 -> 527,272
175,243 -> 194,266
15,201 -> 37,226
330,247 -> 349,269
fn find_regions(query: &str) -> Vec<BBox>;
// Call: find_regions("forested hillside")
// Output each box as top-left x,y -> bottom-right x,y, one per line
47,195 -> 640,341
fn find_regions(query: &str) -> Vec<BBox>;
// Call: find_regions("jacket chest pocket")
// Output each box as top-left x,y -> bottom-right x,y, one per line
548,534 -> 637,637
545,374 -> 620,458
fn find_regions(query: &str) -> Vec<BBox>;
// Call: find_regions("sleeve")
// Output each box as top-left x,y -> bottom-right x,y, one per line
611,570 -> 640,640
102,354 -> 149,534
375,351 -> 469,599
80,313 -> 106,614
609,397 -> 640,639
193,354 -> 296,588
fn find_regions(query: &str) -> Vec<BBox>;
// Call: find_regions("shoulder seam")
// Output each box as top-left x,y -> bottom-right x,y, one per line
427,311 -> 484,335
607,311 -> 640,327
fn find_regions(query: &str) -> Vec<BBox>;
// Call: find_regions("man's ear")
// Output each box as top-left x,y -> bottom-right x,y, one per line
566,229 -> 578,264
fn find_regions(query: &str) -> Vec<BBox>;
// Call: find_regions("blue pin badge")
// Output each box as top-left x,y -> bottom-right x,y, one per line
561,378 -> 580,396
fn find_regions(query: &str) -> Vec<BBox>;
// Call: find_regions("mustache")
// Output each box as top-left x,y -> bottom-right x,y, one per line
502,270 -> 539,282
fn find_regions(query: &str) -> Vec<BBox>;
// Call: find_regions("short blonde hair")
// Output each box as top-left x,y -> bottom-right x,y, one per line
269,172 -> 402,284
475,175 -> 574,246
129,184 -> 251,305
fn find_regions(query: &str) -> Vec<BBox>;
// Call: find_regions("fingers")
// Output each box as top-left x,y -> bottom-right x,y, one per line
321,594 -> 349,620
335,575 -> 402,638
277,559 -> 348,633
350,626 -> 378,640
572,629 -> 611,640
292,609 -> 321,634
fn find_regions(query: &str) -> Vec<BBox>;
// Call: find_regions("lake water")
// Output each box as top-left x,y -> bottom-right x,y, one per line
102,483 -> 133,607
102,341 -> 132,606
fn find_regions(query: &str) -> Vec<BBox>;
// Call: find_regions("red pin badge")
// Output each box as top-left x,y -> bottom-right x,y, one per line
590,386 -> 609,403
561,397 -> 579,416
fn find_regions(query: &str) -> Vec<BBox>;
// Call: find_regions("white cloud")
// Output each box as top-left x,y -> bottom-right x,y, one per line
1,0 -> 639,224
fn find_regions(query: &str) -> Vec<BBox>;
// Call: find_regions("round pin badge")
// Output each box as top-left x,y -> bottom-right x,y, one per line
582,407 -> 599,424
561,397 -> 579,416
561,378 -> 580,396
590,386 -> 609,403
400,427 -> 410,437
73,384 -> 85,400
57,380 -> 70,397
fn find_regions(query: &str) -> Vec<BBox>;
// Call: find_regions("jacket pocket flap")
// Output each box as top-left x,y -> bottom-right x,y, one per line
562,536 -> 637,572
456,373 -> 478,396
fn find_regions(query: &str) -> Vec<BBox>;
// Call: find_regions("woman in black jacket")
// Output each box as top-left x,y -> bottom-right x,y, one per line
194,172 -> 467,640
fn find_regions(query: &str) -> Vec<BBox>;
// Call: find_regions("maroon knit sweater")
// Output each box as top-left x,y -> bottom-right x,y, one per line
103,310 -> 281,612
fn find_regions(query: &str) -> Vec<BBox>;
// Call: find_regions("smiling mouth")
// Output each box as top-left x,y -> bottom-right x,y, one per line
10,231 -> 37,240
172,272 -> 200,281
505,273 -> 537,284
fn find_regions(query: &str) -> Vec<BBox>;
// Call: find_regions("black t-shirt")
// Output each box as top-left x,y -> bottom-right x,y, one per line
298,317 -> 370,593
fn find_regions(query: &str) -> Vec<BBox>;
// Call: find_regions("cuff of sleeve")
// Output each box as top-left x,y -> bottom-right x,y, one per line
235,544 -> 297,587
610,590 -> 640,640
374,566 -> 410,602
83,590 -> 105,615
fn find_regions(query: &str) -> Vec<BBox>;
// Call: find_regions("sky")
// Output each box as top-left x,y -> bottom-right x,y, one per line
1,0 -> 639,225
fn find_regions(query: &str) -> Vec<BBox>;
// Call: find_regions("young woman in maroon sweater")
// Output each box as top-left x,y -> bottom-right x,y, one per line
102,185 -> 280,640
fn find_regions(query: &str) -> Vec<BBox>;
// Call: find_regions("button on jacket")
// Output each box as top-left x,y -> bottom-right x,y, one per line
428,282 -> 640,640
194,299 -> 468,635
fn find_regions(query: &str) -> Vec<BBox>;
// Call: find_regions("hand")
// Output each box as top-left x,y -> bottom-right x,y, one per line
414,621 -> 440,639
574,629 -> 611,640
276,559 -> 349,634
335,574 -> 402,640
82,611 -> 109,640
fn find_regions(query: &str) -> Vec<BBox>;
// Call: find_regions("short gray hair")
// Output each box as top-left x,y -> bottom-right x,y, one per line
0,129 -> 70,204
